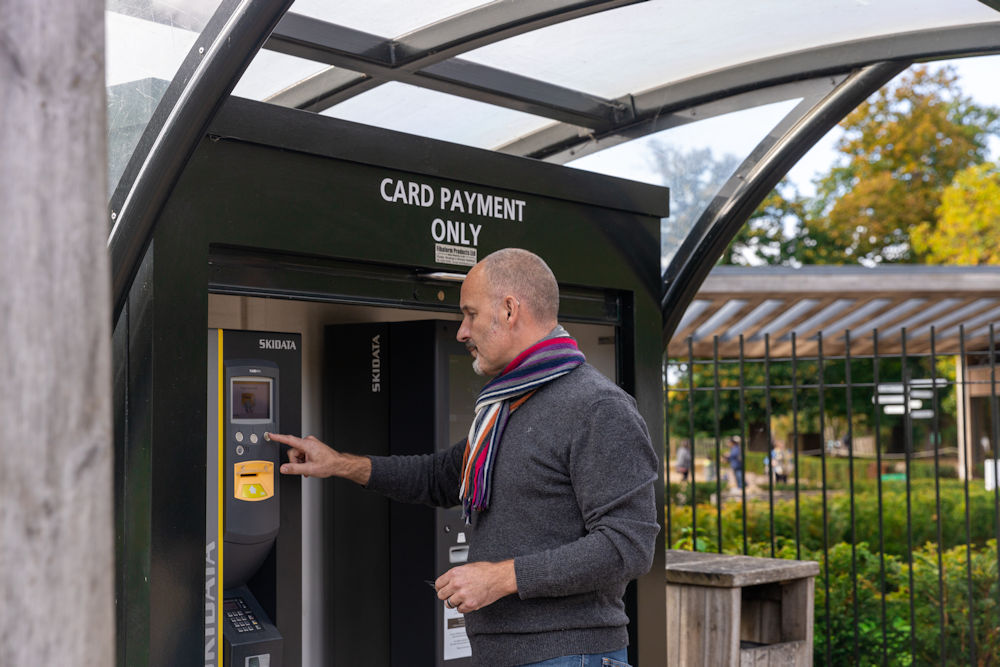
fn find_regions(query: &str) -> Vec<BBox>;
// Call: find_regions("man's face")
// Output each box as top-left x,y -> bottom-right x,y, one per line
457,267 -> 512,376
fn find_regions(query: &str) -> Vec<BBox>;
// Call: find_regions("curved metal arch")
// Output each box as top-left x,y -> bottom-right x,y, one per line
264,9 -> 634,127
658,62 -> 909,346
499,22 -> 1000,161
108,0 -> 295,322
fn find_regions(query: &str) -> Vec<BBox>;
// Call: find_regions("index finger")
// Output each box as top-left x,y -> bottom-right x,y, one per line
265,432 -> 307,451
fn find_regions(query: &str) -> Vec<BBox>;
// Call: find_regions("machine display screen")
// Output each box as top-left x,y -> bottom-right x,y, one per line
231,378 -> 272,423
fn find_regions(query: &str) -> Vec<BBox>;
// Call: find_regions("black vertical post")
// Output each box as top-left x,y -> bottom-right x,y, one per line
687,338 -> 697,550
791,332 -> 801,560
738,335 -> 748,556
873,329 -> 888,664
818,332 -> 831,666
924,328 -> 945,663
764,333 -> 775,558
664,355 -> 673,549
958,326 -> 978,665
845,330 -> 859,664
712,337 -> 723,553
989,323 -> 1000,628
901,329 -> 917,664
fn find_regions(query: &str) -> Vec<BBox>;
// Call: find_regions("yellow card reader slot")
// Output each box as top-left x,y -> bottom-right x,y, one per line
233,460 -> 275,501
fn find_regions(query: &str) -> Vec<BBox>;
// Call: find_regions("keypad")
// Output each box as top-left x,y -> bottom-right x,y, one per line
225,597 -> 263,634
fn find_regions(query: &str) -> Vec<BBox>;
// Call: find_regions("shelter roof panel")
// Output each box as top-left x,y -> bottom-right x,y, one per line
458,0 -> 999,99
318,81 -> 554,149
668,267 -> 1000,359
288,0 -> 491,39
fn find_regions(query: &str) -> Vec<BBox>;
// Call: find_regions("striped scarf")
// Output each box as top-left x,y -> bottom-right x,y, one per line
459,329 -> 586,523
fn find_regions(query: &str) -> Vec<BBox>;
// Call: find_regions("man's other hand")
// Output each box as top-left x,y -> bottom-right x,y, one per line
267,433 -> 371,484
435,560 -> 517,614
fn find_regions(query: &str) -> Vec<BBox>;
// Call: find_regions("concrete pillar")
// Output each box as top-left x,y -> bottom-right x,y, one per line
0,1 -> 113,665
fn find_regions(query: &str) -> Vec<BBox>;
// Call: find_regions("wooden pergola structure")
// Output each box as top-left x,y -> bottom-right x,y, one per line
669,265 -> 1000,358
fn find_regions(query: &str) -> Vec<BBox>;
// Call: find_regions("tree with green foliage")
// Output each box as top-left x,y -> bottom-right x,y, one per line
725,184 -> 818,266
718,65 -> 1000,266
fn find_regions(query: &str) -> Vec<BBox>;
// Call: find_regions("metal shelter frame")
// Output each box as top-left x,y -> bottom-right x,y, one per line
107,1 -> 1000,332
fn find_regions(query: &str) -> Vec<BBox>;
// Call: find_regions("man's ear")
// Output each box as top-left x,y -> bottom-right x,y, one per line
503,295 -> 519,323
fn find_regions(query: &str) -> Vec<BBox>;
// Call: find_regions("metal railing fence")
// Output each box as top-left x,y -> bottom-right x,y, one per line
665,325 -> 1000,666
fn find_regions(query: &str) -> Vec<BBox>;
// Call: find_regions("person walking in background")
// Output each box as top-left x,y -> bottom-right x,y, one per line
675,441 -> 692,482
726,435 -> 743,489
770,440 -> 788,484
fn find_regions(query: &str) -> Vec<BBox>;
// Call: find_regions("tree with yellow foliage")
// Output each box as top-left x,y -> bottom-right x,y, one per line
911,162 -> 1000,264
813,65 -> 998,264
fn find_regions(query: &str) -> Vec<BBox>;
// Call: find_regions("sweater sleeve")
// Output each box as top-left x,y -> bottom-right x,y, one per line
366,439 -> 465,508
513,396 -> 659,599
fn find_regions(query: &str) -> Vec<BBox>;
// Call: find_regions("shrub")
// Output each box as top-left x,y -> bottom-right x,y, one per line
890,539 -> 999,665
811,542 -> 911,666
670,480 -> 1000,560
667,511 -> 1000,664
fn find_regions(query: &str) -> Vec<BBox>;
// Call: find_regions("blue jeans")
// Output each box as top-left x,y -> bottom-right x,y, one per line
519,648 -> 630,666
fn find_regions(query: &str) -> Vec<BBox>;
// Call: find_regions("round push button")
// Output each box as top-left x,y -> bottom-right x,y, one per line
235,432 -> 244,443
249,433 -> 259,444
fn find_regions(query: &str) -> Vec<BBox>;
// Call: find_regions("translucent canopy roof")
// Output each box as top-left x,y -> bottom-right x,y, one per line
105,0 -> 1000,332
232,0 -> 999,158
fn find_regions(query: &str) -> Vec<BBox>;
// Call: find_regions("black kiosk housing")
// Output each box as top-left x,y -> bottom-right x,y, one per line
207,329 -> 302,667
325,320 -> 479,666
112,96 -> 668,666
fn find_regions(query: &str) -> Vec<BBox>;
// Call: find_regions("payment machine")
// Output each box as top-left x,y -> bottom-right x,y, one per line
113,96 -> 666,666
324,320 -> 477,666
207,329 -> 301,667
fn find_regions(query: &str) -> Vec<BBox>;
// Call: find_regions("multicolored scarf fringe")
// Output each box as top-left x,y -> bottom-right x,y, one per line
459,333 -> 586,523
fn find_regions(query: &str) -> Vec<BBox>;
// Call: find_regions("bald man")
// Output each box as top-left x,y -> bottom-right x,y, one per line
269,249 -> 658,667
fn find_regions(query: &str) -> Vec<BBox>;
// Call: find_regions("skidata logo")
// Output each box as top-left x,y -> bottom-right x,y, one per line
259,338 -> 297,351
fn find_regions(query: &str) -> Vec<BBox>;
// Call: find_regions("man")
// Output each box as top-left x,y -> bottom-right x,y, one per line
727,435 -> 744,490
269,248 -> 658,667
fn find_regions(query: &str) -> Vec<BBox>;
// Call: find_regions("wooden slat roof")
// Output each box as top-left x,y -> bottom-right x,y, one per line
667,265 -> 1000,358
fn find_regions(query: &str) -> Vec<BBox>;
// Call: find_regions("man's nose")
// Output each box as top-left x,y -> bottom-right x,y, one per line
456,320 -> 469,342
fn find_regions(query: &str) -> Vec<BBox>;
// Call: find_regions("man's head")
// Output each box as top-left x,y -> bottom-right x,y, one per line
457,248 -> 560,376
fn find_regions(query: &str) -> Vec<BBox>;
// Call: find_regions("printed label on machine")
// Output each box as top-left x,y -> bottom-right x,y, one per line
442,602 -> 472,660
435,243 -> 477,267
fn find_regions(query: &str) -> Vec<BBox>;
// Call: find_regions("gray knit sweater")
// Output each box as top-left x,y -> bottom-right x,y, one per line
367,363 -> 660,666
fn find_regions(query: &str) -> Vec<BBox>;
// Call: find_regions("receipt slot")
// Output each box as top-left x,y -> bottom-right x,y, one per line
207,329 -> 301,667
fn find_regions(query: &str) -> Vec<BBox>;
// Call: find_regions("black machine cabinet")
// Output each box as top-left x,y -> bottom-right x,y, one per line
113,96 -> 665,666
207,329 -> 302,667
324,320 -> 478,667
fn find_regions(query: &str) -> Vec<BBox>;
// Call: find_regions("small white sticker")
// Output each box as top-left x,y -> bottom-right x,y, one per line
435,243 -> 477,267
443,602 -> 472,660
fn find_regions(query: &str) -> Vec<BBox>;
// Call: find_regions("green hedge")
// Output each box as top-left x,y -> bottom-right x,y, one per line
667,481 -> 1000,664
739,451 -> 959,489
668,478 -> 999,560
668,535 -> 998,665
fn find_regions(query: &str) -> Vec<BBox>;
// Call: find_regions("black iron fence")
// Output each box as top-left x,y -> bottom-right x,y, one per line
665,326 -> 1000,666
